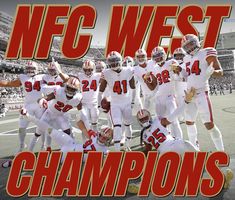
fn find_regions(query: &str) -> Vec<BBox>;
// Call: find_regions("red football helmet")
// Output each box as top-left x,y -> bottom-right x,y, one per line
135,49 -> 147,65
151,46 -> 167,65
181,34 -> 200,55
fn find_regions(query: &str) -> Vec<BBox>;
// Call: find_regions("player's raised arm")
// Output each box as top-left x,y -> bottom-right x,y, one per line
52,58 -> 70,82
206,49 -> 223,78
0,79 -> 21,87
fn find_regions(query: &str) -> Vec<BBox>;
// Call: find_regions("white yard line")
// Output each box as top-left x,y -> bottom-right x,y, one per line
0,126 -> 36,136
0,118 -> 19,125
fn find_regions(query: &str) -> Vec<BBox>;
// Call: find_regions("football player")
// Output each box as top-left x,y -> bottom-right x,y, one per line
152,46 -> 183,139
98,51 -> 135,151
123,56 -> 142,111
0,61 -> 45,152
28,77 -> 82,152
40,60 -> 64,150
95,61 -> 107,73
172,47 -> 187,122
180,34 -> 224,151
134,49 -> 158,110
77,60 -> 101,132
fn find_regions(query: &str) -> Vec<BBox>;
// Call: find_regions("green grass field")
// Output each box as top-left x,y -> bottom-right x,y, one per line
1,92 -> 235,200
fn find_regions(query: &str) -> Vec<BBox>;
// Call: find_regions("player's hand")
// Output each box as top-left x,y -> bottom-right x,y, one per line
98,106 -> 108,113
87,129 -> 97,138
20,108 -> 27,115
52,57 -> 62,74
143,72 -> 153,83
161,118 -> 171,127
206,62 -> 215,79
170,63 -> 181,74
39,98 -> 48,109
184,87 -> 196,103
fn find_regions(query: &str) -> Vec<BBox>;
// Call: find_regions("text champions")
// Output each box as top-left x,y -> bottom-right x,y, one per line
7,152 -> 229,197
5,4 -> 231,59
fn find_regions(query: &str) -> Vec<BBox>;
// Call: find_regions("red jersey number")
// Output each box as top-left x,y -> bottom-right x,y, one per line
156,70 -> 170,85
83,139 -> 96,153
82,80 -> 97,92
54,101 -> 73,112
186,60 -> 201,76
147,128 -> 167,150
113,80 -> 127,94
25,81 -> 41,92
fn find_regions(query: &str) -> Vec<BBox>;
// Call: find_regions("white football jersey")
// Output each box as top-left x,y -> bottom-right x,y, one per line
42,74 -> 63,95
75,136 -> 108,154
19,74 -> 44,104
142,119 -> 174,153
134,60 -> 158,96
173,61 -> 187,96
183,47 -> 217,92
77,72 -> 101,104
48,87 -> 82,115
155,59 -> 178,96
101,67 -> 134,105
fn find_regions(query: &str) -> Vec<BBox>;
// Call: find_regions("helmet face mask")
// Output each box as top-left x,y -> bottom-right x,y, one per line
98,126 -> 113,146
151,47 -> 166,65
83,68 -> 93,77
181,34 -> 200,55
65,77 -> 80,98
25,61 -> 38,77
95,61 -> 106,73
137,109 -> 152,128
135,49 -> 147,65
107,51 -> 122,71
48,63 -> 57,77
82,60 -> 95,77
123,56 -> 134,67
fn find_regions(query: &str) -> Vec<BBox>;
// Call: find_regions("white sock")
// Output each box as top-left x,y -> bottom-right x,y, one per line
186,124 -> 199,149
91,123 -> 98,132
41,133 -> 45,149
209,125 -> 224,151
29,135 -> 39,151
